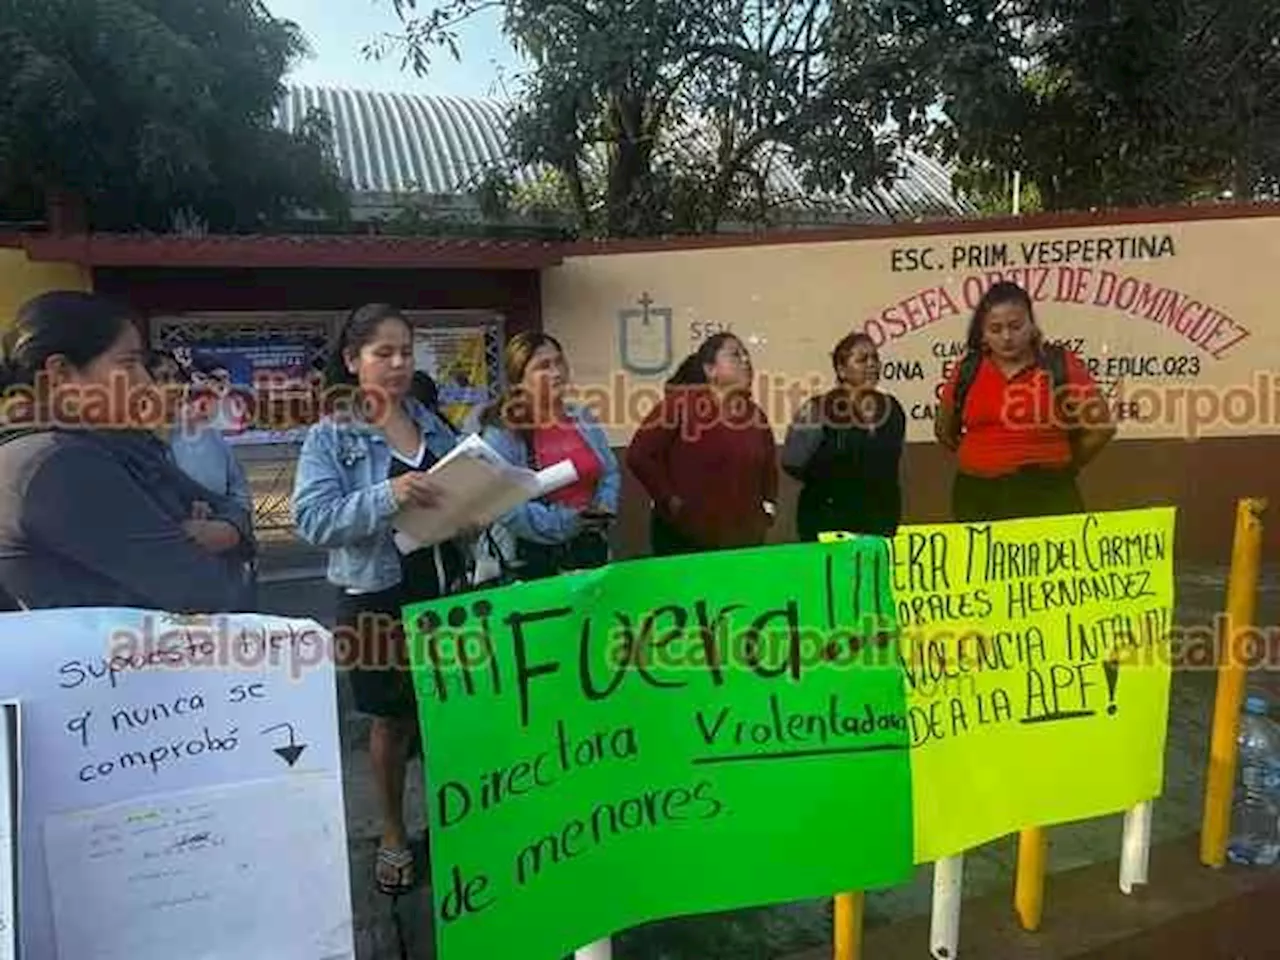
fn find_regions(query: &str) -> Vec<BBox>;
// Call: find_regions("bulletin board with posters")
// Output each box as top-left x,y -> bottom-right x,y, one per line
408,311 -> 505,428
149,313 -> 334,447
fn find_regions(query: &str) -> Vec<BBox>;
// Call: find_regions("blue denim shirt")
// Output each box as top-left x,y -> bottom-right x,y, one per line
167,422 -> 253,514
471,402 -> 620,579
291,397 -> 460,592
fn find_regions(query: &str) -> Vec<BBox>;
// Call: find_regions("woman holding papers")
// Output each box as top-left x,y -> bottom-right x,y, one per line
291,303 -> 469,899
472,332 -> 620,583
627,332 -> 778,555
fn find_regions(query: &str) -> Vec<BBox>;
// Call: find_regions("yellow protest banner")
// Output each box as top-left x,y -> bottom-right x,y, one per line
826,506 -> 1177,863
901,507 -> 1176,861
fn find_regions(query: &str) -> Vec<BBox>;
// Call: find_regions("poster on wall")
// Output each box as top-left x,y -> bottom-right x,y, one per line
413,326 -> 497,427
173,341 -> 313,445
542,216 -> 1277,445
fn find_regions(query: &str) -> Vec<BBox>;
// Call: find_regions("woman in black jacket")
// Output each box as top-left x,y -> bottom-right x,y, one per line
0,291 -> 253,612
782,332 -> 906,542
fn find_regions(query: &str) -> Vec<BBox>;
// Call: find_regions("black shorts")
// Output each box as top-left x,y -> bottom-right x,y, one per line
334,585 -> 418,720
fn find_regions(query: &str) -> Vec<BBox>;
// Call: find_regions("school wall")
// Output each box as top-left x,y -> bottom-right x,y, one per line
0,244 -> 92,328
542,206 -> 1280,565
92,266 -> 542,335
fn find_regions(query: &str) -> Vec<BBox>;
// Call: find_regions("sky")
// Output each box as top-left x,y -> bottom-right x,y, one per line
264,0 -> 521,98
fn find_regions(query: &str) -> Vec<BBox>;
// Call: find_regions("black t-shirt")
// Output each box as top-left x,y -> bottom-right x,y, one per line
794,390 -> 906,541
388,443 -> 467,599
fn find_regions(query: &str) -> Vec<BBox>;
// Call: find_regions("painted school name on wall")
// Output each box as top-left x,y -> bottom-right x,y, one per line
862,258 -> 1249,361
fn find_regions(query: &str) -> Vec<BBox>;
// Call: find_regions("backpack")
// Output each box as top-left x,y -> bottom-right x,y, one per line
949,342 -> 1081,456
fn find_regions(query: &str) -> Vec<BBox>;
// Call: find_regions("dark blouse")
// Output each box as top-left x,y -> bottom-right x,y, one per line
0,428 -> 254,612
781,389 -> 906,541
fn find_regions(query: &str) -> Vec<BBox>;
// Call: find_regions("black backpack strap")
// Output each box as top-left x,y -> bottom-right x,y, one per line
948,349 -> 983,442
1042,342 -> 1068,394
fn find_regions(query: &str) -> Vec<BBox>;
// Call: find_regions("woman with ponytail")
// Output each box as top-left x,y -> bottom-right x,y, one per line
627,332 -> 778,555
291,303 -> 469,899
0,290 -> 253,612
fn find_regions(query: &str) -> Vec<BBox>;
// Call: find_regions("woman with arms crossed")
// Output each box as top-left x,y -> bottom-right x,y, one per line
0,291 -> 252,612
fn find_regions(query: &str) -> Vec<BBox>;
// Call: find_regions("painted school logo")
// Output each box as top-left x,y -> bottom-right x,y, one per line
618,292 -> 673,375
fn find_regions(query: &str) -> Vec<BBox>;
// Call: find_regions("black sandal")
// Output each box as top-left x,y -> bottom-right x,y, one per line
376,845 -> 415,897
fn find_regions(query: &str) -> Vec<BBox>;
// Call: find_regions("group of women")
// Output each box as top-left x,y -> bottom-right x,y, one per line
0,279 -> 1115,899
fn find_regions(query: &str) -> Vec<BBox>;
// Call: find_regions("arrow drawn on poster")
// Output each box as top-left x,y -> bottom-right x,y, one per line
260,723 -> 306,768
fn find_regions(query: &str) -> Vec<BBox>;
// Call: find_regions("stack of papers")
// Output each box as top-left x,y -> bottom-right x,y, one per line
393,434 -> 578,548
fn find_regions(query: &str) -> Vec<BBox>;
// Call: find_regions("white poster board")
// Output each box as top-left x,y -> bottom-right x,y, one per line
0,609 -> 353,959
0,702 -> 17,960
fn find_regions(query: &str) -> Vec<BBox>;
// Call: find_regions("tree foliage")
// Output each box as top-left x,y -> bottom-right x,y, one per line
381,0 -> 972,237
941,0 -> 1280,211
385,0 -> 1280,225
0,0 -> 348,231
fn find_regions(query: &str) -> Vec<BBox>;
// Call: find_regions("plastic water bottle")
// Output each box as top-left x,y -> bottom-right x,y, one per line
1226,694 -> 1280,867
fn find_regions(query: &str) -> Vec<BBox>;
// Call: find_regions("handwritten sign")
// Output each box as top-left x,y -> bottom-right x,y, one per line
405,539 -> 915,960
851,507 -> 1176,862
0,609 -> 354,959
0,703 -> 16,960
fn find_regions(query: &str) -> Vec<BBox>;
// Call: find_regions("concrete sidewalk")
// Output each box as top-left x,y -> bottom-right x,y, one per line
255,563 -> 1280,960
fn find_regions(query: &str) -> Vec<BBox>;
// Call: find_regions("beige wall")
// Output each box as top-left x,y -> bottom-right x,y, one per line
543,214 -> 1280,447
0,248 -> 91,329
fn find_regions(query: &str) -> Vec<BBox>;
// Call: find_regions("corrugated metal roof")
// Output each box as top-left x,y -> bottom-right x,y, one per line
276,84 -> 974,221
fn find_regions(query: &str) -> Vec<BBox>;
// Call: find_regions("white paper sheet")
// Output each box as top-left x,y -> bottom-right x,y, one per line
43,774 -> 352,960
0,608 -> 351,960
0,703 -> 16,960
393,432 -> 579,546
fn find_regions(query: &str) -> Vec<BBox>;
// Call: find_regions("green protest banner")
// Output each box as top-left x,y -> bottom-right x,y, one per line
404,539 -> 914,960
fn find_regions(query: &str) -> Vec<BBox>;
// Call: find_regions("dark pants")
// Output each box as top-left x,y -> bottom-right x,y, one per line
951,466 -> 1084,523
334,585 -> 417,720
649,514 -> 713,557
516,528 -> 611,581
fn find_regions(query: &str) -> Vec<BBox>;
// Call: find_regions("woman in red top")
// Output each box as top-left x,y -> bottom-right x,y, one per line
935,281 -> 1115,521
627,332 -> 778,556
473,332 -> 620,582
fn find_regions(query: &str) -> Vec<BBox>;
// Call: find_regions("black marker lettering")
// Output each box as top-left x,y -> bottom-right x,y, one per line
507,607 -> 572,727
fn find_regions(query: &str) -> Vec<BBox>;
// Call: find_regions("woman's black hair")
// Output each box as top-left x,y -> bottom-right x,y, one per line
323,303 -> 410,387
965,281 -> 1036,352
0,290 -> 139,389
667,331 -> 740,386
411,370 -> 439,409
146,349 -> 189,383
831,331 -> 877,374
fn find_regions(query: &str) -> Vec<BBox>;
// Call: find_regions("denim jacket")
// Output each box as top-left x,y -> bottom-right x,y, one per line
472,402 -> 620,579
291,397 -> 460,592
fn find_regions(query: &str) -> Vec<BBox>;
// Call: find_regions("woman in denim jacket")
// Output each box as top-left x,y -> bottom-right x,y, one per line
469,332 -> 620,584
292,304 -> 467,898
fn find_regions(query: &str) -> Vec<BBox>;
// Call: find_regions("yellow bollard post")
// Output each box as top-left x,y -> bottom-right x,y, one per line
1200,497 -> 1268,867
833,892 -> 864,960
1014,826 -> 1048,930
